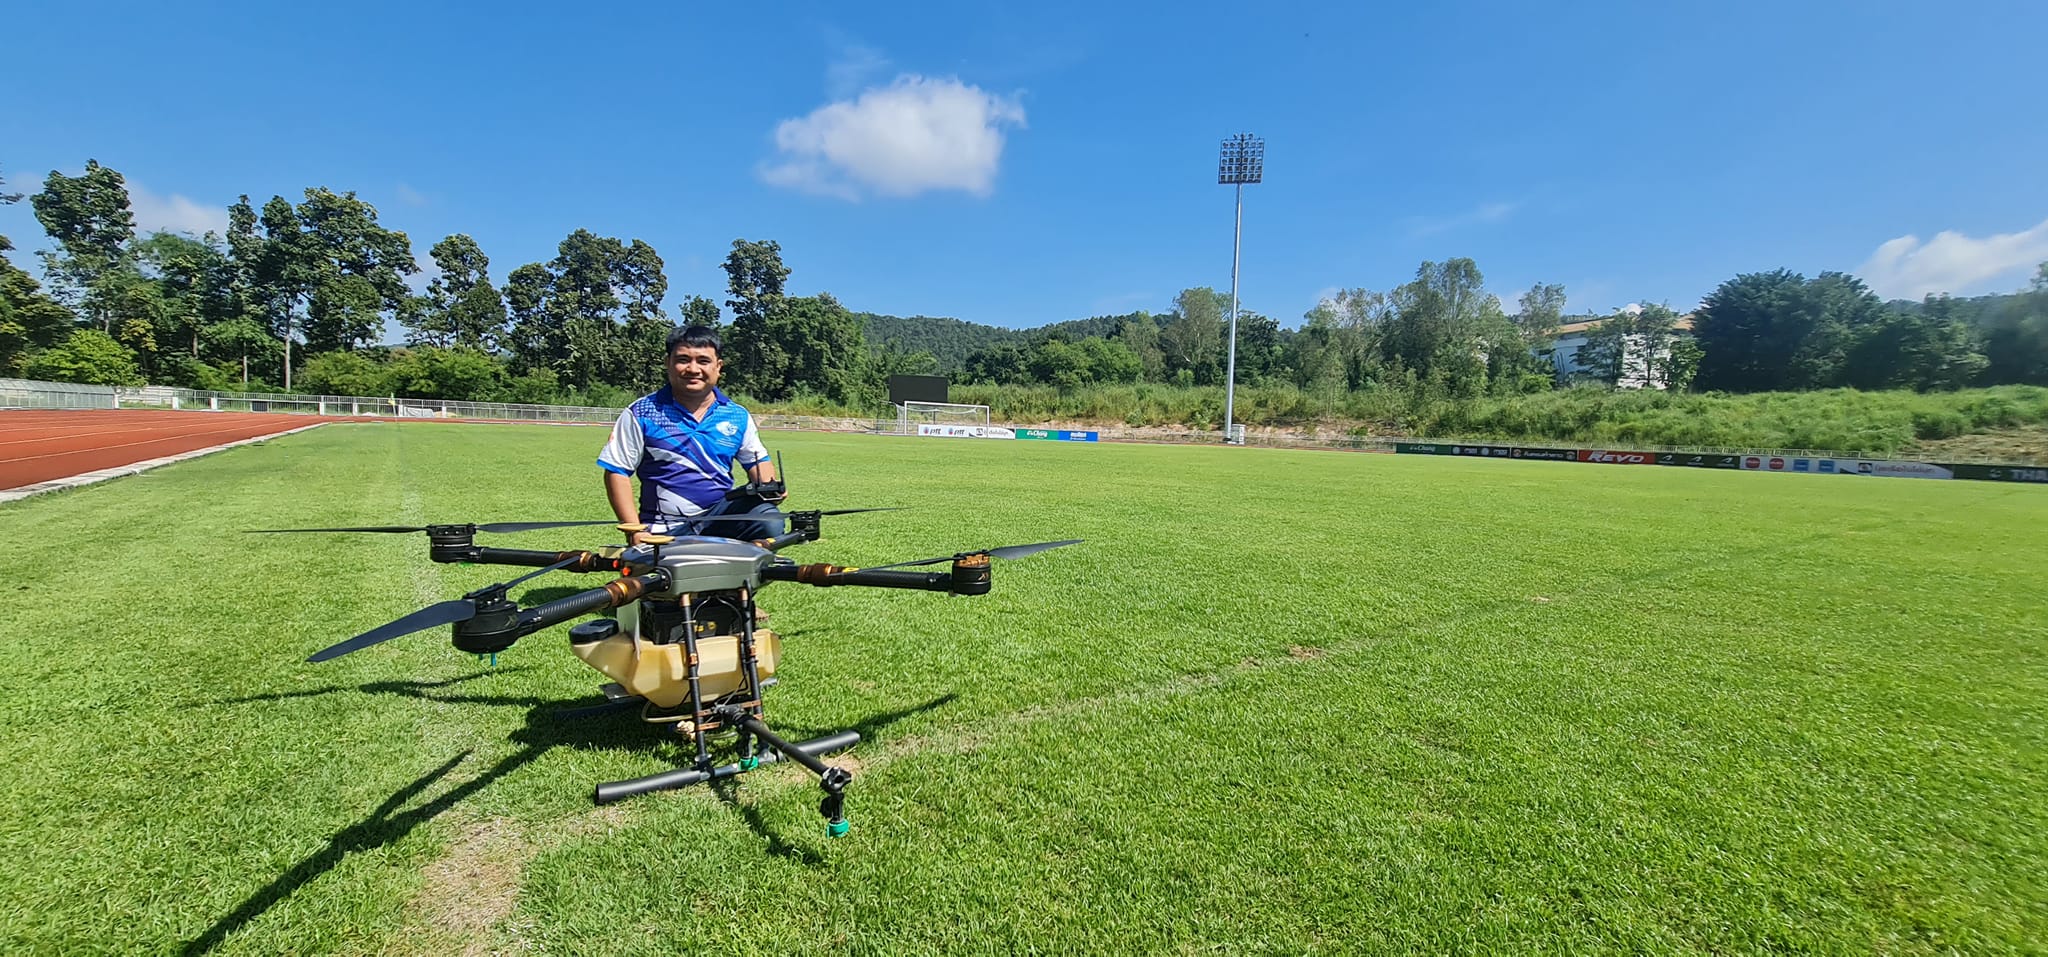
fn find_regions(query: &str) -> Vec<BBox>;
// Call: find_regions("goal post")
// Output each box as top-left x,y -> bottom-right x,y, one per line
897,401 -> 991,434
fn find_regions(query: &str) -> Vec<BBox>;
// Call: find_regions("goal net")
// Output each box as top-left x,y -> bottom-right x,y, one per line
898,401 -> 991,434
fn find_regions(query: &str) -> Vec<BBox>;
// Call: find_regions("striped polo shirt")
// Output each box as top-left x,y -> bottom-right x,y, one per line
597,387 -> 769,522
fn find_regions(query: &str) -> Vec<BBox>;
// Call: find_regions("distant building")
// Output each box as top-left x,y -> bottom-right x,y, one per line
1539,311 -> 1695,389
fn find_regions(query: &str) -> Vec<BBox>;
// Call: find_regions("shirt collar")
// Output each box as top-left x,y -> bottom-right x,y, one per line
658,386 -> 731,418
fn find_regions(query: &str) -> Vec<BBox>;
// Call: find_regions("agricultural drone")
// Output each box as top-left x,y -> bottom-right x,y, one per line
254,469 -> 1079,837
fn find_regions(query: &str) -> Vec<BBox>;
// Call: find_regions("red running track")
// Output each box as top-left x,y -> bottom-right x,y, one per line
0,409 -> 343,490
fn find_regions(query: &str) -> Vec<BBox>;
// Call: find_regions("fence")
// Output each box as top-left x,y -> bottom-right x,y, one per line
2,377 -> 2040,468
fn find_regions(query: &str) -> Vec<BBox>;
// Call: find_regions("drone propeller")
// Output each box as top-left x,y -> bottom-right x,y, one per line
865,539 -> 1084,571
249,520 -> 621,535
305,555 -> 580,662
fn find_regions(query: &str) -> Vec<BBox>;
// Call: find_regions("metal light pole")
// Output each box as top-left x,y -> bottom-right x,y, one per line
1218,133 -> 1263,445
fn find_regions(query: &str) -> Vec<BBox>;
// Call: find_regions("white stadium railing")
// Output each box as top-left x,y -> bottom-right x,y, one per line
1,377 -> 2030,465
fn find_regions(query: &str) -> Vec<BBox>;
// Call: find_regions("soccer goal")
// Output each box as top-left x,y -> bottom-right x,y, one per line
897,401 -> 991,435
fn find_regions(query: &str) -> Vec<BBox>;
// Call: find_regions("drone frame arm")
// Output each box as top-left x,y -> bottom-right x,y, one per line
515,570 -> 669,633
760,555 -> 991,595
431,544 -> 641,575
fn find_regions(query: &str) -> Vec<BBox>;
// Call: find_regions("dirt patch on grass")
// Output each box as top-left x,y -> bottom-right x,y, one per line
403,817 -> 536,956
1287,645 -> 1328,660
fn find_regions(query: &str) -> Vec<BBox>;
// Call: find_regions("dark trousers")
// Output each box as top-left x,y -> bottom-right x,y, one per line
650,494 -> 784,542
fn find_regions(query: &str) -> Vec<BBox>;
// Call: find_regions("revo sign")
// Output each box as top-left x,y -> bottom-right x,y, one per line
1576,449 -> 1654,464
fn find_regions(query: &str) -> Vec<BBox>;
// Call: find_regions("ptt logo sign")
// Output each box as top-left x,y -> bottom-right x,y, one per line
1576,450 -> 1653,464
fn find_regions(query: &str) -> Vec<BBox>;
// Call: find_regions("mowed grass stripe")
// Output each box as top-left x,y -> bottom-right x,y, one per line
0,421 -> 2041,954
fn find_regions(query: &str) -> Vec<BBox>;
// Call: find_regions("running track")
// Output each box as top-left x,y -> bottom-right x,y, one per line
0,409 -> 344,491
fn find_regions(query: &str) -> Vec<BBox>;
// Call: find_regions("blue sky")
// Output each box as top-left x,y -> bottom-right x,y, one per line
4,0 -> 2046,336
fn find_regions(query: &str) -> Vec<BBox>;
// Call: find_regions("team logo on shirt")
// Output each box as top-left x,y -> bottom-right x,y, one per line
717,421 -> 739,436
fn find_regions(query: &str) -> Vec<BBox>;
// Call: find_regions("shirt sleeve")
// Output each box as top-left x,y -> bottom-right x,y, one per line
597,408 -> 643,475
736,414 -> 768,468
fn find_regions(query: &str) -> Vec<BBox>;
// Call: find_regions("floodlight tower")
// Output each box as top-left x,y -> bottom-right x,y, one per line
1218,133 -> 1263,446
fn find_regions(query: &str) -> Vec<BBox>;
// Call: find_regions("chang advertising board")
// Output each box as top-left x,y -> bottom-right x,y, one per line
1016,428 -> 1100,442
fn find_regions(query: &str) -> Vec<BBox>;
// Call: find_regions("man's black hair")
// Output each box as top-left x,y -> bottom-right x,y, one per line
665,324 -> 721,357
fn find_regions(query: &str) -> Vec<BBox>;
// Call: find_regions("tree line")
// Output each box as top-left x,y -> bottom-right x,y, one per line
5,158 -> 2046,409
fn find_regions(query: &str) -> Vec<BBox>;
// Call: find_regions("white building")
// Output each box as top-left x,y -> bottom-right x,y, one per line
1540,311 -> 1694,389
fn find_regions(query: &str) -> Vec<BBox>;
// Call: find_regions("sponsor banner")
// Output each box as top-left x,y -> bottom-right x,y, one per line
1576,449 -> 1655,465
915,424 -> 1014,439
1866,460 -> 1952,480
1511,447 -> 1576,461
1946,463 -> 2048,483
1656,453 -> 1740,469
1449,444 -> 1513,458
1395,443 -> 1452,455
1741,455 -> 1795,472
1016,428 -> 1101,442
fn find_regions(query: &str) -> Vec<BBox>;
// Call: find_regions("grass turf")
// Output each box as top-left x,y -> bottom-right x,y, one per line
0,421 -> 2043,955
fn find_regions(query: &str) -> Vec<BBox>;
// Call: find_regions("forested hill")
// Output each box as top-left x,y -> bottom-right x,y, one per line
858,310 -> 1165,372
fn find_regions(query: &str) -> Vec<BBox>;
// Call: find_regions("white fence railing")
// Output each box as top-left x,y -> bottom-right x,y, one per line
3,377 -> 2034,464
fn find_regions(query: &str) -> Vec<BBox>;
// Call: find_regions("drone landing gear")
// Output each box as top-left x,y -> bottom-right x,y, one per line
592,713 -> 859,836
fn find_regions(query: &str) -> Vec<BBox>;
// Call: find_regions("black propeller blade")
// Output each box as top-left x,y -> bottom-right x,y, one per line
867,539 -> 1084,571
305,555 -> 581,663
249,520 -> 621,535
307,600 -> 478,662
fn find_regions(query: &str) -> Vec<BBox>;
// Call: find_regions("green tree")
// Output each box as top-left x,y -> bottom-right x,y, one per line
773,292 -> 868,402
132,231 -> 237,363
1116,315 -> 1165,381
386,346 -> 506,400
1383,259 -> 1508,397
1693,269 -> 1885,392
1515,282 -> 1566,350
30,160 -> 137,331
1,166 -> 79,372
1076,335 -> 1144,383
721,239 -> 791,395
298,349 -> 393,396
1160,287 -> 1227,384
679,294 -> 721,330
1844,296 -> 1988,391
22,328 -> 142,384
294,188 -> 416,353
496,231 -> 668,390
410,234 -> 506,350
501,262 -> 557,375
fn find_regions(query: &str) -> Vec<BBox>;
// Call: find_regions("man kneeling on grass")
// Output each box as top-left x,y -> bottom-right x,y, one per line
597,324 -> 785,615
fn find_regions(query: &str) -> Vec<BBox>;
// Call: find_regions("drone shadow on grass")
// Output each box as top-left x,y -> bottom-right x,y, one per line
188,675 -> 956,953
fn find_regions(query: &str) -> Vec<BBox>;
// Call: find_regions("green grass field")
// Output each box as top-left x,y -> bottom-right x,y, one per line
1,422 -> 2044,955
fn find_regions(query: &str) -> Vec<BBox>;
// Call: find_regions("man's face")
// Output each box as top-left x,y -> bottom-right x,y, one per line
666,345 -> 721,398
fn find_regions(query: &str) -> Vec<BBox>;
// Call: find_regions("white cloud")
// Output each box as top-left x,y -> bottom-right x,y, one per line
761,75 -> 1026,201
129,183 -> 228,238
1857,217 -> 2048,299
1408,201 -> 1519,238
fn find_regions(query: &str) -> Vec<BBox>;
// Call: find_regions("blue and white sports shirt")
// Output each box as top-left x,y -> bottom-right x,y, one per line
597,387 -> 769,521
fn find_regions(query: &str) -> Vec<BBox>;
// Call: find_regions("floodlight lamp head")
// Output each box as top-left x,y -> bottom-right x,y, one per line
1218,133 -> 1265,185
